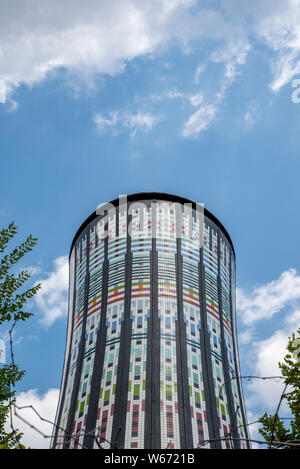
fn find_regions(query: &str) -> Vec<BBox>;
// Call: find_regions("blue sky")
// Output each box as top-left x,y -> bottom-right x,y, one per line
1,0 -> 300,448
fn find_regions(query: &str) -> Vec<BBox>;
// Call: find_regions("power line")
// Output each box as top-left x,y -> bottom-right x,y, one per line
198,436 -> 300,449
8,398 -> 300,449
217,375 -> 285,402
4,319 -> 298,449
269,365 -> 298,449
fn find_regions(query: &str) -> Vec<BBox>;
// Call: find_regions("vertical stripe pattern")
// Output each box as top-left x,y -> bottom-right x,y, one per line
52,194 -> 249,449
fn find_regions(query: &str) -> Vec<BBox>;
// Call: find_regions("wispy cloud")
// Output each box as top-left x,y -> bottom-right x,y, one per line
25,265 -> 42,277
34,256 -> 69,327
94,109 -> 164,138
219,0 -> 300,92
245,326 -> 294,412
150,88 -> 204,107
181,103 -> 217,138
237,268 -> 300,415
165,89 -> 185,100
237,268 -> 300,325
194,63 -> 206,84
188,91 -> 203,107
1,0 -> 299,106
0,79 -> 6,103
6,388 -> 59,449
122,110 -> 164,138
93,111 -> 120,136
211,38 -> 250,90
181,38 -> 251,138
150,89 -> 184,103
244,100 -> 261,126
0,0 -> 212,104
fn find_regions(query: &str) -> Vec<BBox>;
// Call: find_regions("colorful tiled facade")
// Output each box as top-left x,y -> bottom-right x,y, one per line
52,193 -> 249,449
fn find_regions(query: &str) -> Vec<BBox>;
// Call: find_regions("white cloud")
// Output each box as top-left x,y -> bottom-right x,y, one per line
220,0 -> 300,92
6,388 -> 59,449
244,100 -> 260,126
94,109 -> 164,138
151,88 -> 200,106
34,255 -> 69,327
123,110 -> 164,138
285,309 -> 300,326
256,6 -> 300,92
0,79 -> 6,103
165,89 -> 185,100
189,91 -> 203,107
150,89 -> 185,103
0,338 -> 6,364
246,329 -> 292,412
214,40 -> 251,104
0,0 -> 295,106
194,64 -> 206,84
0,0 -> 209,103
236,268 -> 300,417
181,103 -> 217,138
245,409 -> 261,449
237,268 -> 300,325
182,38 -> 251,138
93,111 -> 120,136
6,99 -> 19,113
1,0 -> 300,139
25,265 -> 42,277
238,327 -> 255,346
211,38 -> 250,83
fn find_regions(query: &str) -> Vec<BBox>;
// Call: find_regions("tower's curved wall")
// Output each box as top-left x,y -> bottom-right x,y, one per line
52,193 -> 249,449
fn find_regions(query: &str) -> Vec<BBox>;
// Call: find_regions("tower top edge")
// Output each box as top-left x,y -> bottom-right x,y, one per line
69,192 -> 235,257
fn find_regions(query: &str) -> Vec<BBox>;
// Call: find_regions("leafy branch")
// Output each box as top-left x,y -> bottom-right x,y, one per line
258,328 -> 300,449
0,222 -> 41,449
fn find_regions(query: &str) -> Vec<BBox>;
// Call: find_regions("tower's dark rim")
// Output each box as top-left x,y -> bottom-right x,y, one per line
70,192 -> 235,257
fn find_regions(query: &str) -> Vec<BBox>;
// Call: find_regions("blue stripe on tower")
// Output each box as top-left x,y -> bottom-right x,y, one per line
64,229 -> 90,448
175,237 -> 193,448
199,232 -> 221,449
217,228 -> 240,449
83,218 -> 109,449
228,247 -> 251,449
110,206 -> 133,448
144,202 -> 161,448
52,247 -> 77,448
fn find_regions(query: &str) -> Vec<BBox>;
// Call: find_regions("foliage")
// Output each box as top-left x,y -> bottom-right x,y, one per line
0,222 -> 41,448
258,328 -> 300,449
0,365 -> 24,448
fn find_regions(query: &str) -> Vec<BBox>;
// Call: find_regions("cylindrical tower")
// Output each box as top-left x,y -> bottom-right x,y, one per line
52,193 -> 249,449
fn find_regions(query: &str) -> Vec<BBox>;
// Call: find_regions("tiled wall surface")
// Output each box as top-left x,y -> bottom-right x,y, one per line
53,198 -> 249,449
